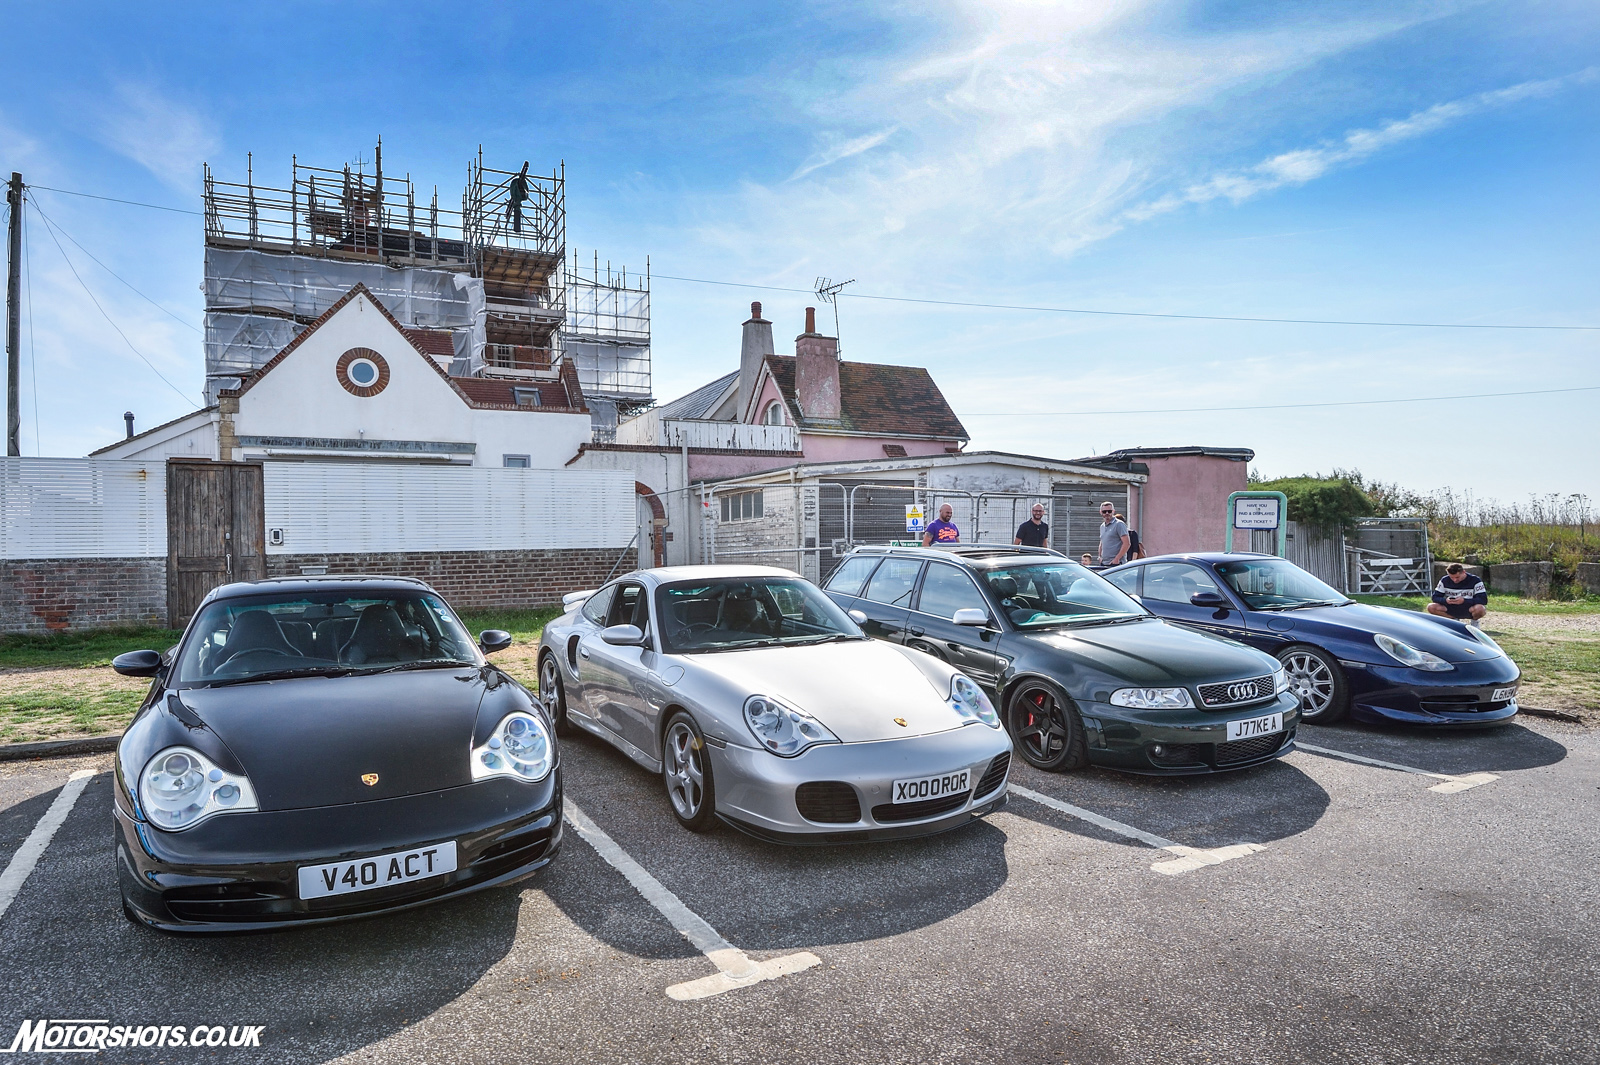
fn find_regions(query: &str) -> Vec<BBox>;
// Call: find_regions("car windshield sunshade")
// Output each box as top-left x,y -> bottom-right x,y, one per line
981,562 -> 1147,628
174,592 -> 480,685
656,578 -> 863,653
1214,558 -> 1349,610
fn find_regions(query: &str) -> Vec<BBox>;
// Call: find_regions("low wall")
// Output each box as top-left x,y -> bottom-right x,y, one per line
265,548 -> 629,611
1431,562 -> 1483,585
1,558 -> 168,634
1487,561 -> 1554,598
1576,562 -> 1600,597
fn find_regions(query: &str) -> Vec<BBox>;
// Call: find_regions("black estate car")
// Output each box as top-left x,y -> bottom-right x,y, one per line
824,545 -> 1300,775
111,576 -> 561,931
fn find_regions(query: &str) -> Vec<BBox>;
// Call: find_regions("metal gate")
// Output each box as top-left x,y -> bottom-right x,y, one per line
1051,482 -> 1130,561
1345,518 -> 1432,596
166,459 -> 266,626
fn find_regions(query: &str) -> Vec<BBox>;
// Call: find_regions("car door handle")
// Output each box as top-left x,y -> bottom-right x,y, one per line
908,627 -> 925,637
579,648 -> 590,659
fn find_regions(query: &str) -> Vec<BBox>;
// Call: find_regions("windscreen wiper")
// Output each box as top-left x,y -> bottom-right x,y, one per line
783,633 -> 866,645
193,666 -> 355,688
360,659 -> 479,675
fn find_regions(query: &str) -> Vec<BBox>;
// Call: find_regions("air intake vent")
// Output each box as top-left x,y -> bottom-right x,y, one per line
872,793 -> 967,824
795,781 -> 861,824
974,752 -> 1010,799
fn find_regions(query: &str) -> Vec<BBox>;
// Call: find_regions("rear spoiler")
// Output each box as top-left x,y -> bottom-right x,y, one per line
562,589 -> 595,612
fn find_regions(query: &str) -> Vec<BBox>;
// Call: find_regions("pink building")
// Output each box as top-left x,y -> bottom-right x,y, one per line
1078,446 -> 1255,555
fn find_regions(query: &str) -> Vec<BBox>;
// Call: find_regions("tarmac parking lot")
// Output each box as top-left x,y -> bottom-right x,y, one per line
1,717 -> 1596,1065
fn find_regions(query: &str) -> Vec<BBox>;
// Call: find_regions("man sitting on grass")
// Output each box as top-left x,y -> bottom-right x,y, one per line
1427,563 -> 1487,625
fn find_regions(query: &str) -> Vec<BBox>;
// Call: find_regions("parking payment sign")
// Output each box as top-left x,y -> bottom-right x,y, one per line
905,504 -> 926,534
1234,497 -> 1282,530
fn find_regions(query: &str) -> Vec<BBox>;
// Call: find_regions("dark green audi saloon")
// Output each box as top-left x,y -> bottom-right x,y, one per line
824,545 -> 1301,774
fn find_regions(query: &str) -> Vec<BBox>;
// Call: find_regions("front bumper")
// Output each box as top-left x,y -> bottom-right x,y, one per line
1340,658 -> 1522,727
117,774 -> 562,932
709,725 -> 1013,844
1081,691 -> 1302,774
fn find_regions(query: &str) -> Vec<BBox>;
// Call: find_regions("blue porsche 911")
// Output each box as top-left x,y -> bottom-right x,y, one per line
1103,553 -> 1520,727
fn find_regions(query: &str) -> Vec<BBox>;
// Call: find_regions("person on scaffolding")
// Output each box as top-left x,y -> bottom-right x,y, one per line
507,162 -> 531,234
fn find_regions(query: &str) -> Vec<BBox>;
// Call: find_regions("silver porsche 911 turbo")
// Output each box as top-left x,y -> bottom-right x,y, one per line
537,566 -> 1013,843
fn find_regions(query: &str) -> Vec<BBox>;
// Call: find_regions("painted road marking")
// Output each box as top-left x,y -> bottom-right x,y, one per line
1009,785 -> 1266,876
0,770 -> 95,923
563,802 -> 820,1001
1294,742 -> 1498,793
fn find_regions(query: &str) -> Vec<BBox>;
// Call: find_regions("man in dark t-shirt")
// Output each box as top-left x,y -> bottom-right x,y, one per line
1014,504 -> 1049,548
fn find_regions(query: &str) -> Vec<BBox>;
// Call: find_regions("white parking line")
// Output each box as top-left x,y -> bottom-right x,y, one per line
0,770 -> 95,923
1294,742 -> 1498,793
562,801 -> 821,1001
1009,785 -> 1266,876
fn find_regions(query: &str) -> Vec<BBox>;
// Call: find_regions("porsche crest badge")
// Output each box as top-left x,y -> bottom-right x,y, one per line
893,717 -> 908,727
361,773 -> 379,787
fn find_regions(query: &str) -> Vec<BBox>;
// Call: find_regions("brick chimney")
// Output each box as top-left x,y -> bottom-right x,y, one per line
795,306 -> 841,422
736,301 -> 774,421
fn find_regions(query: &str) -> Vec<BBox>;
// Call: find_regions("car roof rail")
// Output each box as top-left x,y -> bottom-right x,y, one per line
936,543 -> 1068,558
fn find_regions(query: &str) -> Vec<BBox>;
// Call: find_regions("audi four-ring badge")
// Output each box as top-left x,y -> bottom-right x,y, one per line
110,576 -> 562,932
537,566 -> 1013,842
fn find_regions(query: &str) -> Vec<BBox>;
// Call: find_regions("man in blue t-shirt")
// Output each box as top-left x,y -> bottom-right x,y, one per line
1426,563 -> 1487,623
922,503 -> 960,546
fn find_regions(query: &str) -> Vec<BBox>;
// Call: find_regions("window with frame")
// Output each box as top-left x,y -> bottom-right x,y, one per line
502,454 -> 531,468
581,586 -> 615,625
763,401 -> 786,426
915,564 -> 989,620
862,558 -> 923,608
606,583 -> 649,636
513,387 -> 543,407
825,555 -> 880,597
720,490 -> 764,523
1141,563 -> 1223,605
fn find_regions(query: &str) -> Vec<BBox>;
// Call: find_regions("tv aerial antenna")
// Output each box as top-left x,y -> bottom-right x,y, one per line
814,277 -> 855,353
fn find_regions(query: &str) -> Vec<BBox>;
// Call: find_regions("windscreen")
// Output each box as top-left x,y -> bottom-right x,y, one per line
1214,558 -> 1349,609
174,591 -> 480,686
981,562 -> 1147,628
656,577 -> 863,653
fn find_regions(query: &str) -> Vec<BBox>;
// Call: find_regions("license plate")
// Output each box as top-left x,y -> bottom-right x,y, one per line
1226,713 -> 1283,741
892,769 -> 970,804
298,841 -> 458,900
1492,686 -> 1518,702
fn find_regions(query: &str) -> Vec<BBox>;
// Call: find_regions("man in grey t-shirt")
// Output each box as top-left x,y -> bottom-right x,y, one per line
1097,502 -> 1129,565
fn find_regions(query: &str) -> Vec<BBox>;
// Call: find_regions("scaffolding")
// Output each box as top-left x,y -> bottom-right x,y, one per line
200,141 -> 651,416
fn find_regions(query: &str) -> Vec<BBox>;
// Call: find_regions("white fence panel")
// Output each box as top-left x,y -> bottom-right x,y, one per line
263,464 -> 636,554
0,459 -> 166,559
664,421 -> 798,452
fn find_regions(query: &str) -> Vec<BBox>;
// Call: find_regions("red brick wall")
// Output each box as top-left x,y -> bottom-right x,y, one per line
264,548 -> 627,610
0,558 -> 168,634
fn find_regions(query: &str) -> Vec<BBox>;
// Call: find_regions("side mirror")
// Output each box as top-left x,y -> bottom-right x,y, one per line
112,649 -> 164,677
847,609 -> 869,626
1190,591 -> 1228,609
478,629 -> 513,654
952,608 -> 991,627
600,624 -> 647,647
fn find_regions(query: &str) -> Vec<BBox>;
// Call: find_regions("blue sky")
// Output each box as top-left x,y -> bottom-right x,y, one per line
2,0 -> 1596,506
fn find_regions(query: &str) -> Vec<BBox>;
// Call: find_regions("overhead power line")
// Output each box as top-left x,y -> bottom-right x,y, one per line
27,200 -> 201,334
27,200 -> 199,405
29,184 -> 203,216
960,384 -> 1600,417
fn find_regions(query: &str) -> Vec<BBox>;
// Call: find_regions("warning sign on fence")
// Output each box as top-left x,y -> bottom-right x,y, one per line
905,504 -> 925,533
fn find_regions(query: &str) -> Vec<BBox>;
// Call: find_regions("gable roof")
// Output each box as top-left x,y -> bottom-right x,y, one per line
222,283 -> 586,413
762,356 -> 968,441
89,406 -> 216,456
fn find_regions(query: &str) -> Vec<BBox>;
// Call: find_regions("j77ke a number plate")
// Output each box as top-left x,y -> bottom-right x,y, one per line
892,769 -> 970,804
298,841 -> 458,900
1226,713 -> 1283,742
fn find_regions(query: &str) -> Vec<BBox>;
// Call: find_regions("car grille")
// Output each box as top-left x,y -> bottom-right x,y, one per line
795,781 -> 862,824
1216,731 -> 1289,764
1419,695 -> 1508,714
974,753 -> 1010,800
872,793 -> 968,824
1197,675 -> 1276,708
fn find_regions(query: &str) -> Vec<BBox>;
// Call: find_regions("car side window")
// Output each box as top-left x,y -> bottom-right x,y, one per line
825,556 -> 881,597
581,586 -> 615,625
862,558 -> 923,608
915,564 -> 989,620
607,583 -> 648,634
1141,563 -> 1222,604
1104,567 -> 1142,596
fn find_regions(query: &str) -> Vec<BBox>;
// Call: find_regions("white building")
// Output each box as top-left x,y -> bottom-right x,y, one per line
95,285 -> 593,469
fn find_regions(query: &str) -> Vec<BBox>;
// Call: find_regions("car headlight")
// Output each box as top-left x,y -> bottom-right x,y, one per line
138,747 -> 258,831
1108,687 -> 1195,709
743,695 -> 839,757
949,674 -> 1001,728
473,711 -> 553,782
1374,633 -> 1454,671
1467,626 -> 1502,654
1273,667 -> 1291,694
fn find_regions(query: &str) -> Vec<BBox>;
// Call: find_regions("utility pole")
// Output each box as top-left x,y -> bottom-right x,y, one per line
6,172 -> 22,457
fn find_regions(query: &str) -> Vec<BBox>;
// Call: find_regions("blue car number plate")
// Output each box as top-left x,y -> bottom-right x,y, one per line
893,769 -> 970,804
297,841 -> 458,900
1226,713 -> 1283,742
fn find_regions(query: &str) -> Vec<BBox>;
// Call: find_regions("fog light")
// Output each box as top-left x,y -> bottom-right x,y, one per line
1151,744 -> 1166,757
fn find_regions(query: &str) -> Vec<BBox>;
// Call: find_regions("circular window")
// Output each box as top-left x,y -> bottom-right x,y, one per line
336,348 -> 390,397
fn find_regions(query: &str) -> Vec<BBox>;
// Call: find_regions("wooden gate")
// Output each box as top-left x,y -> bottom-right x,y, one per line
166,459 -> 266,626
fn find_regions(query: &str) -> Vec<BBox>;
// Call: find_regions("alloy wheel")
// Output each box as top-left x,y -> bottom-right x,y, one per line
663,721 -> 705,819
540,656 -> 563,719
1282,650 -> 1335,716
1016,685 -> 1067,762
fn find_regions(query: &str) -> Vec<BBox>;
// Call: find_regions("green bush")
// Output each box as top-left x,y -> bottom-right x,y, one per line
1247,475 -> 1374,531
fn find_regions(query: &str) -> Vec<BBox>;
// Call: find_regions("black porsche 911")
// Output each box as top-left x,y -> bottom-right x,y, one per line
111,576 -> 561,932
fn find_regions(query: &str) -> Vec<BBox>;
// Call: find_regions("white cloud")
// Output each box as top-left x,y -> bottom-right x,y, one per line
97,82 -> 219,191
789,127 -> 900,180
1126,66 -> 1599,222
